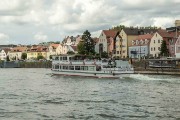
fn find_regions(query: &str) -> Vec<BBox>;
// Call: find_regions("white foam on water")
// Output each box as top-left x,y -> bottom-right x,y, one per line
129,74 -> 160,81
128,74 -> 180,83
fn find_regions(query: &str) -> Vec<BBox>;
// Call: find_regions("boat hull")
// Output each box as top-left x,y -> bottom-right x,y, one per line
51,70 -> 134,79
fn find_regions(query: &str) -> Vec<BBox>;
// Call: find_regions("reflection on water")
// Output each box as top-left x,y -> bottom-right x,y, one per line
0,68 -> 180,119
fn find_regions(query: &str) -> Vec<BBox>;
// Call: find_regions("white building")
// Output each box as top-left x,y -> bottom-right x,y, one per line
149,32 -> 163,58
175,36 -> 180,58
0,49 -> 9,61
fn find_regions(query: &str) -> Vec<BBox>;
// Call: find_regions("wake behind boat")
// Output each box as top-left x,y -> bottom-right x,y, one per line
51,55 -> 134,78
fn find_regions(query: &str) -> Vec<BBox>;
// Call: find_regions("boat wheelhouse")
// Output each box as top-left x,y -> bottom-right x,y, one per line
51,55 -> 134,78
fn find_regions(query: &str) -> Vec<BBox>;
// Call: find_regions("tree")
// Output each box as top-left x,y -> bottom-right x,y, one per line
67,51 -> 75,55
6,55 -> 10,61
101,51 -> 108,58
77,40 -> 85,54
37,55 -> 44,60
112,24 -> 126,31
21,53 -> 27,60
160,40 -> 169,57
49,55 -> 52,60
82,30 -> 95,55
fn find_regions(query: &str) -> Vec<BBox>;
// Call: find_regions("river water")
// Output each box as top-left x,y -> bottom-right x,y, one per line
0,68 -> 180,120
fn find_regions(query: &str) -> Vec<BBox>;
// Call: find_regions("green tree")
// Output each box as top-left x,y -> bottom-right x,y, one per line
37,55 -> 44,60
82,30 -> 95,55
67,51 -> 75,55
101,51 -> 108,58
112,24 -> 126,31
6,55 -> 10,61
49,55 -> 52,60
21,53 -> 27,60
160,40 -> 169,57
77,41 -> 85,54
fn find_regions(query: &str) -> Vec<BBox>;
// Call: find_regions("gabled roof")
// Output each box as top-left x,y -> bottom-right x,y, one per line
30,45 -> 48,52
123,28 -> 158,35
136,34 -> 153,40
70,46 -> 77,51
50,44 -> 59,49
93,37 -> 99,43
103,30 -> 118,38
157,29 -> 180,38
2,48 -> 11,54
11,47 -> 27,52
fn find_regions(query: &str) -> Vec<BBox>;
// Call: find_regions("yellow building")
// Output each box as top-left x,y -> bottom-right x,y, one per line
27,46 -> 48,60
8,47 -> 28,60
115,28 -> 157,58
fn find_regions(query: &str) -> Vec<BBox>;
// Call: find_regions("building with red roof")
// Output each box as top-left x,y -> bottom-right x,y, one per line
96,30 -> 118,57
129,34 -> 153,58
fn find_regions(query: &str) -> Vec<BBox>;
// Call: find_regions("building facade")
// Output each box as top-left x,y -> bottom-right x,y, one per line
96,30 -> 118,57
175,36 -> 180,58
129,34 -> 152,59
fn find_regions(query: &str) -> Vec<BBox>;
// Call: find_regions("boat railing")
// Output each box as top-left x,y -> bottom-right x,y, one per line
102,66 -> 134,71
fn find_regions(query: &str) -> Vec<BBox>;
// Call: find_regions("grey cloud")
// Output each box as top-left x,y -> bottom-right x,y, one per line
0,0 -> 179,45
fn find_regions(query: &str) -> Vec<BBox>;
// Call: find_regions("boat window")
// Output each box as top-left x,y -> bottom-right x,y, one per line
69,66 -> 74,70
55,57 -> 59,60
84,66 -> 88,70
63,66 -> 68,70
80,66 -> 84,70
75,66 -> 80,70
55,65 -> 59,69
88,66 -> 95,71
63,57 -> 67,60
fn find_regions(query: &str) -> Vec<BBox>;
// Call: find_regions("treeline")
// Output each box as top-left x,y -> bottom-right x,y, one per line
111,25 -> 160,31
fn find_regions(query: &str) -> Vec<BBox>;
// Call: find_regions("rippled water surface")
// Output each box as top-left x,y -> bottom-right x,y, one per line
0,68 -> 180,120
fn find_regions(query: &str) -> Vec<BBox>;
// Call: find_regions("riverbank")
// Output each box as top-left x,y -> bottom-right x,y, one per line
134,68 -> 180,75
0,61 -> 52,68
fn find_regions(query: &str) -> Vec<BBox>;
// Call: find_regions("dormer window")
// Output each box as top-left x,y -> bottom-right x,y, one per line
145,39 -> 149,44
136,40 -> 139,45
132,40 -> 135,45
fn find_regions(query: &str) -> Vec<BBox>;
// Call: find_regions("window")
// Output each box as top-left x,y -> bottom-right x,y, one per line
151,47 -> 153,51
88,66 -> 95,71
158,47 -> 160,50
69,66 -> 74,70
154,47 -> 155,51
63,66 -> 68,70
55,65 -> 59,69
63,57 -> 67,60
158,40 -> 160,43
154,40 -> 155,43
55,57 -> 59,60
80,66 -> 84,70
75,66 -> 80,70
84,66 -> 88,70
117,51 -> 119,54
178,47 -> 180,51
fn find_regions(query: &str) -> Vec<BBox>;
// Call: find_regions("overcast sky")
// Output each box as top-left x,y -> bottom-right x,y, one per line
0,0 -> 179,45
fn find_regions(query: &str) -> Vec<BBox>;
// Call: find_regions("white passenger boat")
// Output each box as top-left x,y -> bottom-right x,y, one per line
51,55 -> 134,79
